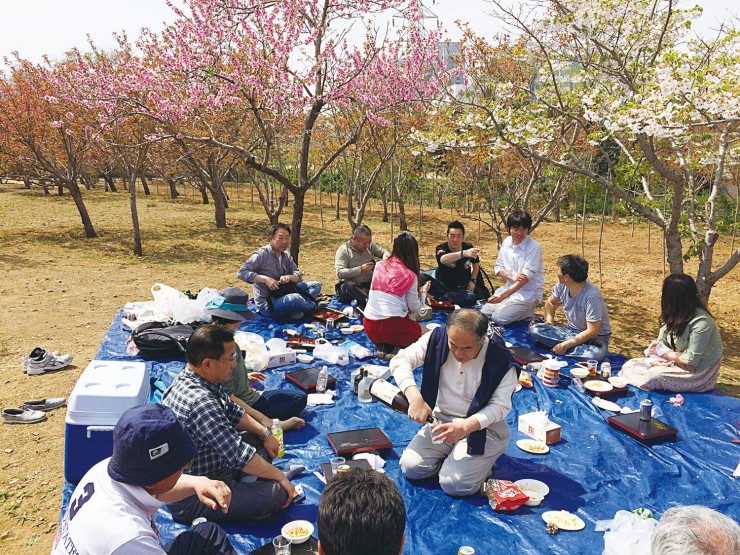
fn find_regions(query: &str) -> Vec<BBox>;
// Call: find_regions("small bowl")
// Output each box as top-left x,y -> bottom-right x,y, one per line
609,376 -> 627,388
524,494 -> 544,507
351,324 -> 364,333
571,367 -> 589,379
281,520 -> 314,544
296,354 -> 313,364
341,328 -> 354,335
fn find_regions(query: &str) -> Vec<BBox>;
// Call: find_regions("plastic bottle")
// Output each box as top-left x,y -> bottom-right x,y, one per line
316,365 -> 329,393
358,373 -> 374,403
350,299 -> 358,319
271,419 -> 284,458
571,377 -> 585,393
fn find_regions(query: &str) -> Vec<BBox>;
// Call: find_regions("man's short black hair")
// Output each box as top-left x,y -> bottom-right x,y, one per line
318,469 -> 406,555
447,220 -> 465,235
186,324 -> 235,367
557,254 -> 589,283
268,222 -> 291,237
506,210 -> 532,231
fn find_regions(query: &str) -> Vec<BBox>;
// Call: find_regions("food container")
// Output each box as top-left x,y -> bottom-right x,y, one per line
518,412 -> 562,445
281,520 -> 314,544
64,360 -> 149,483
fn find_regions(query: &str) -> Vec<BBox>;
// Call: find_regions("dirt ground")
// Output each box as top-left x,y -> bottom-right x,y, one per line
0,182 -> 737,552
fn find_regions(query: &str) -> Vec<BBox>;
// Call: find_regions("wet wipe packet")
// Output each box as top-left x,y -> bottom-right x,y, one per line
483,479 -> 529,511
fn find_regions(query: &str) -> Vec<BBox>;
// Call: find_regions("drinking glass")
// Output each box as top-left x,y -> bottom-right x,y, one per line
273,535 -> 292,555
428,417 -> 444,445
330,456 -> 345,473
586,359 -> 598,378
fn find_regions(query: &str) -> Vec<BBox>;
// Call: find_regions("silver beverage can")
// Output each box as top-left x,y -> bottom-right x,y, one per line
458,547 -> 476,555
640,399 -> 652,421
326,318 -> 335,329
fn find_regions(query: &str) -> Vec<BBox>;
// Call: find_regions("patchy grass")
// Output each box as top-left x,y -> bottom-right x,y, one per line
0,180 -> 737,553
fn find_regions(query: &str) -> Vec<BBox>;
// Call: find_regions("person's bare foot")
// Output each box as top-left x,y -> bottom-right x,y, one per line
281,417 -> 305,431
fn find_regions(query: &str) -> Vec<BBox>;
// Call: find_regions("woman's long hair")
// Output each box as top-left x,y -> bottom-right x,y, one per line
391,231 -> 420,281
660,274 -> 709,337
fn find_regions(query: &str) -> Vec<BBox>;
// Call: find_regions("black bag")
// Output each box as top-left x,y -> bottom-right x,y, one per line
335,281 -> 369,307
131,321 -> 199,360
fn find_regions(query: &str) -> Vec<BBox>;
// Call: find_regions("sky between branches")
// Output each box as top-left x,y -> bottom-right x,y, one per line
0,0 -> 736,64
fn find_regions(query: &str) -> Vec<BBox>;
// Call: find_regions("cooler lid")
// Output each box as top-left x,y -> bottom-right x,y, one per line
67,360 -> 149,419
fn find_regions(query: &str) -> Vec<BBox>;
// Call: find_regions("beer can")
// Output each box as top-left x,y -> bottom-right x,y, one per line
639,399 -> 652,421
335,464 -> 351,474
458,547 -> 476,555
326,318 -> 335,330
191,517 -> 208,527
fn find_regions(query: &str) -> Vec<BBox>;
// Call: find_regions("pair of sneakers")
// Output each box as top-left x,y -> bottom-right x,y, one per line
375,344 -> 401,361
21,347 -> 73,375
2,398 -> 66,425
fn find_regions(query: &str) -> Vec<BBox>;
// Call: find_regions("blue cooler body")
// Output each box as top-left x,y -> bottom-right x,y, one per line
64,360 -> 149,483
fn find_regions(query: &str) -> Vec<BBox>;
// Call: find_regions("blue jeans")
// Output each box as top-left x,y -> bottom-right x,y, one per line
252,389 -> 307,420
529,323 -> 609,361
259,281 -> 321,316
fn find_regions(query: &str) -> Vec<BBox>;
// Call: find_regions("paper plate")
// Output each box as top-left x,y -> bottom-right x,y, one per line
515,383 -> 523,393
542,511 -> 585,531
516,439 -> 550,454
514,478 -> 550,497
584,380 -> 613,393
592,397 -> 621,412
608,377 -> 627,388
571,367 -> 590,379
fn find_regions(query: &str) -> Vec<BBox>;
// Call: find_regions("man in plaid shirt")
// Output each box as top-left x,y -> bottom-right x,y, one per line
162,325 -> 296,523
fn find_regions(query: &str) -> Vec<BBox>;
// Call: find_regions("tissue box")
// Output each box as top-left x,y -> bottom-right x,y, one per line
267,350 -> 297,368
517,412 -> 561,445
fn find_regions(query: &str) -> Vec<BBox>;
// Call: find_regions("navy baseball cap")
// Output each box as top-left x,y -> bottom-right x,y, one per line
108,404 -> 196,487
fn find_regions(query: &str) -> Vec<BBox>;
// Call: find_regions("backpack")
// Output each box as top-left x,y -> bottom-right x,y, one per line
131,321 -> 199,360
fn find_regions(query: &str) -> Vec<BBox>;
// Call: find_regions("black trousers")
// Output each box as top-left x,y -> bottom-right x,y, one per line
164,522 -> 237,555
335,281 -> 369,307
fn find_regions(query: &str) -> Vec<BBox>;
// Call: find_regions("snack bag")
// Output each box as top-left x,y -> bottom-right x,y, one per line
483,479 -> 529,511
518,370 -> 533,388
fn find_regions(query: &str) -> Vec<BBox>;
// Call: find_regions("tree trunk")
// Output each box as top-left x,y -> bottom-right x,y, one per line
381,187 -> 389,222
554,202 -> 561,222
335,190 -> 340,220
201,188 -> 209,204
57,182 -> 64,196
395,183 -> 408,231
168,178 -> 179,199
290,190 -> 306,262
23,178 -> 32,189
129,175 -> 143,256
140,173 -> 151,196
664,228 -> 684,275
67,181 -> 97,238
211,183 -> 228,229
102,173 -> 117,192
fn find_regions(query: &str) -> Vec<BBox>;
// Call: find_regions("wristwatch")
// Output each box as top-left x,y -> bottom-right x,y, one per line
460,249 -> 465,258
258,426 -> 271,441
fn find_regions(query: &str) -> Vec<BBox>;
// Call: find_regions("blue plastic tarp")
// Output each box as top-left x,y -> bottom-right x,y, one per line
60,303 -> 740,554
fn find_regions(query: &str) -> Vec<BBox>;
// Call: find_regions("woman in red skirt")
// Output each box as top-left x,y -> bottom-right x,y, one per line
363,232 -> 427,357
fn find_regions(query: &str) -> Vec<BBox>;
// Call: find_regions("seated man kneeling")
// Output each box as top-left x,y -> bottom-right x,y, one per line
530,254 -> 612,361
390,309 -> 517,496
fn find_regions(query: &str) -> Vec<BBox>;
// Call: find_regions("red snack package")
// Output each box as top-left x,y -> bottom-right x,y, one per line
483,479 -> 529,511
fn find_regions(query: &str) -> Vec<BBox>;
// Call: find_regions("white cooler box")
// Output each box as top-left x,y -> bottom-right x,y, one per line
64,360 -> 150,483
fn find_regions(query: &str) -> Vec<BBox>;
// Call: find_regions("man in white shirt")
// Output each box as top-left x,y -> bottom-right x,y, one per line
390,310 -> 517,496
482,210 -> 544,324
53,403 -> 236,555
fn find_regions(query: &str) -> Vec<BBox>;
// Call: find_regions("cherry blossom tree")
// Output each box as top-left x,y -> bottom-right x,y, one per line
121,0 -> 446,260
431,0 -> 739,303
0,57 -> 98,237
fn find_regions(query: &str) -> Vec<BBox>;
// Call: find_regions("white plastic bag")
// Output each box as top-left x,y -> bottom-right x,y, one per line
234,331 -> 269,372
601,510 -> 657,555
313,338 -> 350,366
151,283 -> 187,320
